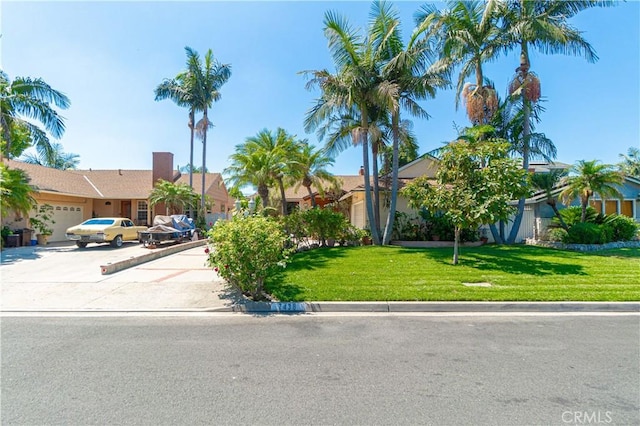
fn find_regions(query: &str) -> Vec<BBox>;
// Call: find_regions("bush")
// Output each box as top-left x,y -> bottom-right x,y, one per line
554,206 -> 598,227
546,227 -> 568,242
604,214 -> 639,241
564,222 -> 604,244
206,216 -> 293,300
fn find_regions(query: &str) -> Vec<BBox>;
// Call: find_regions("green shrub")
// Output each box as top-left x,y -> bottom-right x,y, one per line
206,216 -> 293,300
604,214 -> 639,241
546,227 -> 568,242
554,206 -> 598,227
564,222 -> 603,244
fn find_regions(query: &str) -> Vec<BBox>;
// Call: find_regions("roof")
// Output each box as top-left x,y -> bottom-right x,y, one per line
282,175 -> 367,201
3,159 -> 226,200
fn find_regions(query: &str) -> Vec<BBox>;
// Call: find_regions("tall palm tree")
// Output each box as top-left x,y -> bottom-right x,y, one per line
181,47 -> 231,211
225,147 -> 275,211
21,142 -> 80,170
498,0 -> 612,243
292,142 -> 337,208
303,7 -> 396,245
560,160 -> 623,223
0,70 -> 70,162
376,1 -> 450,245
416,0 -> 502,125
530,168 -> 568,231
154,54 -> 198,201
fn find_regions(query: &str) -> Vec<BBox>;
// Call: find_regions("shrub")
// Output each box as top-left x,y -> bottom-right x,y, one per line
604,214 -> 639,241
300,208 -> 349,246
554,206 -> 598,227
546,227 -> 568,242
206,216 -> 293,300
564,222 -> 603,244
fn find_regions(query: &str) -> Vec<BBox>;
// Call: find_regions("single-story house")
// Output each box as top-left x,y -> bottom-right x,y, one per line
2,152 -> 234,242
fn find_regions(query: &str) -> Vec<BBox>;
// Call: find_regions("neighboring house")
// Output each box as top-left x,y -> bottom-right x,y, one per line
2,152 -> 234,242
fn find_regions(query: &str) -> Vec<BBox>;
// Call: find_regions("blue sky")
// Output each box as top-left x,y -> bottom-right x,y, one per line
2,1 -> 639,178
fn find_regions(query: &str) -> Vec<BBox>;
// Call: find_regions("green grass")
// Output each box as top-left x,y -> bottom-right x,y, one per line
264,245 -> 640,302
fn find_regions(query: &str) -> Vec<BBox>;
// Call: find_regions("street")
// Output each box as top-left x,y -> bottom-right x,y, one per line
2,315 -> 638,425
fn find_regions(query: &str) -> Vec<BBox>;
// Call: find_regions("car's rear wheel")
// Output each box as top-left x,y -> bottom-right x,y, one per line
111,235 -> 123,248
76,242 -> 88,248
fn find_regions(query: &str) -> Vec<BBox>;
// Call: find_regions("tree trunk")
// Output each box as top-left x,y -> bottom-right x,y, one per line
507,42 -> 532,244
305,184 -> 316,208
549,200 -> 569,231
258,185 -> 269,209
489,223 -> 503,244
382,109 -> 400,245
453,226 -> 461,265
278,177 -> 287,216
581,197 -> 589,222
201,109 -> 208,212
371,139 -> 381,237
188,109 -> 195,219
360,110 -> 381,245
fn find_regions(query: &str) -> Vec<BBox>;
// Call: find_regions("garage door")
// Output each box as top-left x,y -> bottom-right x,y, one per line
49,205 -> 83,242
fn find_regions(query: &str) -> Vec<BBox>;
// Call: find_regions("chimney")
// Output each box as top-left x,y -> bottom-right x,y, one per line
152,152 -> 174,184
359,166 -> 364,176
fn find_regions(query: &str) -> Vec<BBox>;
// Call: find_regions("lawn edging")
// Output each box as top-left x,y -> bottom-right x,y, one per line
525,239 -> 640,252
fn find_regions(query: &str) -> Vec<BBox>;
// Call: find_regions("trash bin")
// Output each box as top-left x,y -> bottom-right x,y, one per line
13,229 -> 23,246
5,234 -> 20,247
21,228 -> 33,246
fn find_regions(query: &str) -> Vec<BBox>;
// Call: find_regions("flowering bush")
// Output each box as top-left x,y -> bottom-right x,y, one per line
206,215 -> 293,300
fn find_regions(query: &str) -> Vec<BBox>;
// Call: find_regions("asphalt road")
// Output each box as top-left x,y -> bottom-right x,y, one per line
2,315 -> 638,425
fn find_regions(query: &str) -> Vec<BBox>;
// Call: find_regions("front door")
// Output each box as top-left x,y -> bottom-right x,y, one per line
121,200 -> 132,219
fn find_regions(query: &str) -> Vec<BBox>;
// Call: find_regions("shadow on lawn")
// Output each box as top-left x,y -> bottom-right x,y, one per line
402,246 -> 587,276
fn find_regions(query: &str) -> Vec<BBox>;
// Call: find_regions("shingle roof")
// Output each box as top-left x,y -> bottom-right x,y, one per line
3,159 -> 226,200
282,175 -> 366,201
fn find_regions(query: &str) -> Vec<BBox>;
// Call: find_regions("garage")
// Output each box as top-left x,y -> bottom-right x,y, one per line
48,204 -> 84,242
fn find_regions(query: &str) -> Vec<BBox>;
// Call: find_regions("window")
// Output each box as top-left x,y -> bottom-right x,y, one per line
137,201 -> 148,223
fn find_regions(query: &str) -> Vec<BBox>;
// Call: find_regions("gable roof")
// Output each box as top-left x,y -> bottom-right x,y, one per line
282,175 -> 367,201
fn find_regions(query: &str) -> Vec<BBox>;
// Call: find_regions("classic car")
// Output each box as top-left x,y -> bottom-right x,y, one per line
65,218 -> 147,248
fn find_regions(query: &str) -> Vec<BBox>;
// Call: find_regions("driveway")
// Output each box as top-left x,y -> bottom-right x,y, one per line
0,242 -> 237,311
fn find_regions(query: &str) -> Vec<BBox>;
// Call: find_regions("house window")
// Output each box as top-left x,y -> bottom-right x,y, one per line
589,200 -> 603,213
621,200 -> 633,218
137,201 -> 148,224
604,200 -> 617,215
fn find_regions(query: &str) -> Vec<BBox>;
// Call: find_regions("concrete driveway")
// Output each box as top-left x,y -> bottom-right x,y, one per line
0,242 -> 237,311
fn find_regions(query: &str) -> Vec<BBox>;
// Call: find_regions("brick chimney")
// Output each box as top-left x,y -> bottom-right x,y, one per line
359,166 -> 364,176
152,152 -> 174,184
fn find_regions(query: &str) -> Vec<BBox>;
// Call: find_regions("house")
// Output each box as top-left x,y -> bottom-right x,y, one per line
2,152 -> 234,242
339,156 -> 640,242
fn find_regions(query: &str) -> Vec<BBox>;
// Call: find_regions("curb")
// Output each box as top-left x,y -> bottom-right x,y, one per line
232,301 -> 640,314
99,240 -> 207,275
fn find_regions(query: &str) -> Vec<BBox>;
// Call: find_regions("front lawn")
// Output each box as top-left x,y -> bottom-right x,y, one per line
265,245 -> 640,302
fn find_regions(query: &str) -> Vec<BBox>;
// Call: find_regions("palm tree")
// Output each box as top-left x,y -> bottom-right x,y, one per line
154,54 -> 198,201
242,128 -> 298,215
0,164 -> 35,218
303,7 -> 397,245
291,142 -> 337,208
0,70 -> 70,161
416,0 -> 502,125
225,147 -> 275,211
618,147 -> 640,177
530,168 -> 568,231
498,0 -> 612,243
181,47 -> 231,211
149,179 -> 199,215
560,160 -> 623,223
21,142 -> 80,170
375,1 -> 450,245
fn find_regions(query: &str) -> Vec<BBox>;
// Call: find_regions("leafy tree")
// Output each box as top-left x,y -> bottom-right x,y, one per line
0,164 -> 35,218
291,141 -> 337,208
149,179 -> 199,215
530,168 -> 568,231
21,142 -> 80,170
402,128 -> 527,264
560,160 -> 623,223
618,147 -> 640,177
498,0 -> 611,243
0,70 -> 70,162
